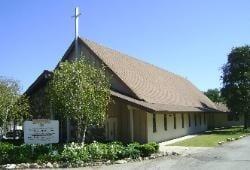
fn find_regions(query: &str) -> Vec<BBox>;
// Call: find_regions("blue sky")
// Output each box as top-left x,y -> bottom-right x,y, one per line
1,1 -> 250,92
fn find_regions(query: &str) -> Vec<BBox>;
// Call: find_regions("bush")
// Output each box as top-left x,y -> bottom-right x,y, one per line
1,139 -> 23,146
0,142 -> 14,164
0,142 -> 56,164
36,152 -> 61,163
0,143 -> 33,164
139,144 -> 156,157
11,144 -> 32,163
85,141 -> 126,161
148,142 -> 159,152
61,142 -> 89,163
0,141 -> 159,165
11,144 -> 53,163
86,141 -> 107,160
123,142 -> 141,159
106,142 -> 125,160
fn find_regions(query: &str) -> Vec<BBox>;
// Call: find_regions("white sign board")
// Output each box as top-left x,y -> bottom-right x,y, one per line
24,119 -> 59,144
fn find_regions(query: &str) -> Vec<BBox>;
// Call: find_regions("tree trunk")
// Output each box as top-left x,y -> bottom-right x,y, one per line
81,125 -> 87,144
77,122 -> 82,142
13,120 -> 16,140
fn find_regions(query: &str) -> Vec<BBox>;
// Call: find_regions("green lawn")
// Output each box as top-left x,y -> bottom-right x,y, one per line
170,127 -> 250,147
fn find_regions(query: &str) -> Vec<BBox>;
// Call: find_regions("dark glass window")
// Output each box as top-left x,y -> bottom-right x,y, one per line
188,113 -> 191,127
164,114 -> 167,131
174,113 -> 176,129
194,114 -> 197,127
153,113 -> 156,132
199,113 -> 202,125
181,113 -> 184,128
204,113 -> 206,124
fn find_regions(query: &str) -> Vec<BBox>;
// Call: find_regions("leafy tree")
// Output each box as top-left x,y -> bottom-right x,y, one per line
204,88 -> 225,103
221,46 -> 250,129
47,58 -> 111,143
0,77 -> 30,138
10,95 -> 30,138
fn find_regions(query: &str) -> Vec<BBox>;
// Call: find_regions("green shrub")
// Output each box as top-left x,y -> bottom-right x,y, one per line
0,143 -> 54,164
0,142 -> 14,164
33,145 -> 54,163
86,141 -> 108,160
1,139 -> 23,146
106,142 -> 125,160
9,144 -> 52,163
61,142 -> 89,163
148,142 -> 159,152
11,144 -> 32,163
0,141 -> 159,165
123,142 -> 141,159
140,144 -> 155,157
36,154 -> 58,163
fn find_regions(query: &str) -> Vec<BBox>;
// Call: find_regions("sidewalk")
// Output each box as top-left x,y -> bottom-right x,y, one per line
159,135 -> 210,156
159,135 -> 198,146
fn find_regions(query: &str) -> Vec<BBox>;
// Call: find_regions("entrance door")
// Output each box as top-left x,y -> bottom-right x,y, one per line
106,117 -> 117,140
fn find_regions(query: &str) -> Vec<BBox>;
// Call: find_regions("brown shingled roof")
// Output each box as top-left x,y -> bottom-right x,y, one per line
214,103 -> 231,113
80,38 -> 217,111
111,90 -> 217,113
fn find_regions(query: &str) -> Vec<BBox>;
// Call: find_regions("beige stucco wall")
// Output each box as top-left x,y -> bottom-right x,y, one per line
106,98 -> 130,142
147,112 -> 208,143
209,113 -> 244,128
106,102 -> 148,143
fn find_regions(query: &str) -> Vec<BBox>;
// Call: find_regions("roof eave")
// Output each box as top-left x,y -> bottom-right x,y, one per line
25,70 -> 52,95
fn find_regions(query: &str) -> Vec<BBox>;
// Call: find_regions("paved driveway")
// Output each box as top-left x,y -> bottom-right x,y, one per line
80,136 -> 250,170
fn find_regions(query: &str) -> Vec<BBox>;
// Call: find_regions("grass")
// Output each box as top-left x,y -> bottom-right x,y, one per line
170,126 -> 250,147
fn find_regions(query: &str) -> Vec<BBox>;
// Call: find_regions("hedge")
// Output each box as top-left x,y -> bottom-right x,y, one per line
0,141 -> 159,165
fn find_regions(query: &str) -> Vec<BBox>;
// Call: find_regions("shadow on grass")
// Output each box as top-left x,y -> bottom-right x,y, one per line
203,126 -> 250,136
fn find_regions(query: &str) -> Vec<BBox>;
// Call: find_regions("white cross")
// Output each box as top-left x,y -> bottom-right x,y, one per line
72,7 -> 81,58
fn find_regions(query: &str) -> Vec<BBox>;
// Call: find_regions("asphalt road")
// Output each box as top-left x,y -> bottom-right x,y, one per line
80,136 -> 250,170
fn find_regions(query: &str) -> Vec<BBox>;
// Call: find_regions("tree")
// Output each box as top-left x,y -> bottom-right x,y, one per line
47,58 -> 111,143
204,88 -> 225,103
0,77 -> 30,138
221,46 -> 250,129
10,95 -> 30,139
0,78 -> 19,134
